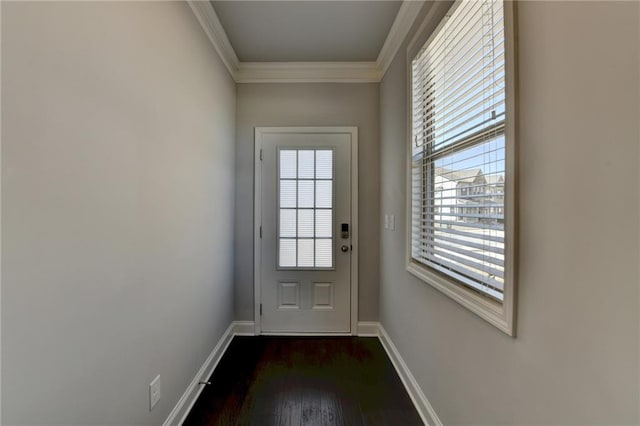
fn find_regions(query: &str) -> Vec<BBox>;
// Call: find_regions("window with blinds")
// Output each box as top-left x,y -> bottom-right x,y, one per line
410,0 -> 507,301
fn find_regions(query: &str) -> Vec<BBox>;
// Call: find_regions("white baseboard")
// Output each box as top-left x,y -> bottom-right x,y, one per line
378,325 -> 442,426
163,322 -> 236,426
356,321 -> 380,337
233,321 -> 256,336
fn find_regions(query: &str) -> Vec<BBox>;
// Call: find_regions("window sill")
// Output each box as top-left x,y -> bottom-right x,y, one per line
406,260 -> 515,336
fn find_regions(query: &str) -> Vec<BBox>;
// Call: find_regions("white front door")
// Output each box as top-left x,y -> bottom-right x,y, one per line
256,127 -> 355,333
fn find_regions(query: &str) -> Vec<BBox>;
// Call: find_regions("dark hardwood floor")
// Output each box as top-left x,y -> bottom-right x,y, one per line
183,336 -> 423,426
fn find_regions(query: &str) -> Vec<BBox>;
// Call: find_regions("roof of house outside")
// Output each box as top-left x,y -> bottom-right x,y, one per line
485,175 -> 505,184
435,167 -> 484,183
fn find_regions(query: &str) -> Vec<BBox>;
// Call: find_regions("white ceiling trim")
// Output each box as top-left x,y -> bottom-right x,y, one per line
236,62 -> 380,83
376,1 -> 425,77
188,1 -> 424,83
188,1 -> 239,75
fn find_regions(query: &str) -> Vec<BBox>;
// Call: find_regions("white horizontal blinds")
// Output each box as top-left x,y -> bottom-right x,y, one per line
278,149 -> 334,269
411,0 -> 506,301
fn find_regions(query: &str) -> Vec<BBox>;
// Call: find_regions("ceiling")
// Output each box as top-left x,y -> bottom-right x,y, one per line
210,1 -> 403,62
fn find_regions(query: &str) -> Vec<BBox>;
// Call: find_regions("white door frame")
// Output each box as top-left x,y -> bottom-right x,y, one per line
253,126 -> 359,335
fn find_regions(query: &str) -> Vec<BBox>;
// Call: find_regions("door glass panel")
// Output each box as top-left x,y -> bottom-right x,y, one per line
315,209 -> 332,238
277,148 -> 334,269
279,239 -> 296,267
316,150 -> 333,179
297,239 -> 314,267
280,150 -> 297,179
280,181 -> 296,208
297,209 -> 314,238
315,181 -> 332,208
279,209 -> 296,238
315,239 -> 332,267
298,150 -> 315,179
298,180 -> 314,208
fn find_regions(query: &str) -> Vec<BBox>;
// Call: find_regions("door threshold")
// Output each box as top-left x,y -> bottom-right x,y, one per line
259,331 -> 353,336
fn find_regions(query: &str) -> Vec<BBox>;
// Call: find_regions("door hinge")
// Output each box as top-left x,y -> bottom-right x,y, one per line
260,303 -> 263,316
259,226 -> 262,238
260,149 -> 263,161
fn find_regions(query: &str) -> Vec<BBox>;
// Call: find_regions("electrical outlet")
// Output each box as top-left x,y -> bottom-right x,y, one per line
149,375 -> 161,411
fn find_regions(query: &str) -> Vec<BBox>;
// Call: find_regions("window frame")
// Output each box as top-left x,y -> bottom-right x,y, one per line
405,0 -> 518,336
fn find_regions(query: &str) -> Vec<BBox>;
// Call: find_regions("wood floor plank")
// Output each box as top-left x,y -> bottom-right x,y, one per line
183,337 -> 422,426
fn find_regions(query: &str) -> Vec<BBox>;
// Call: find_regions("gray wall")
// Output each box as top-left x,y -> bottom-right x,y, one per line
235,83 -> 380,321
379,1 -> 639,424
2,2 -> 236,424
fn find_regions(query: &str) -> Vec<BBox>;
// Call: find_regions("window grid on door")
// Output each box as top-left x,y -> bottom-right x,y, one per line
278,149 -> 334,269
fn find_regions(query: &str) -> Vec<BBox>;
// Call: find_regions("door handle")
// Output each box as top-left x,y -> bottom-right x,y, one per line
341,245 -> 350,253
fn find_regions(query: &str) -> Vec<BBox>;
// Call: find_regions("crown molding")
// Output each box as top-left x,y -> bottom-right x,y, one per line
236,62 -> 380,83
376,1 -> 425,78
188,0 -> 425,83
187,0 -> 239,77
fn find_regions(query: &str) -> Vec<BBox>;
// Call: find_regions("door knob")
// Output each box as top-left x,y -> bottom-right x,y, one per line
341,245 -> 349,252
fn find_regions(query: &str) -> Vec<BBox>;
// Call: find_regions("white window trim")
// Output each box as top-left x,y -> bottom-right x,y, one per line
405,1 -> 518,336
